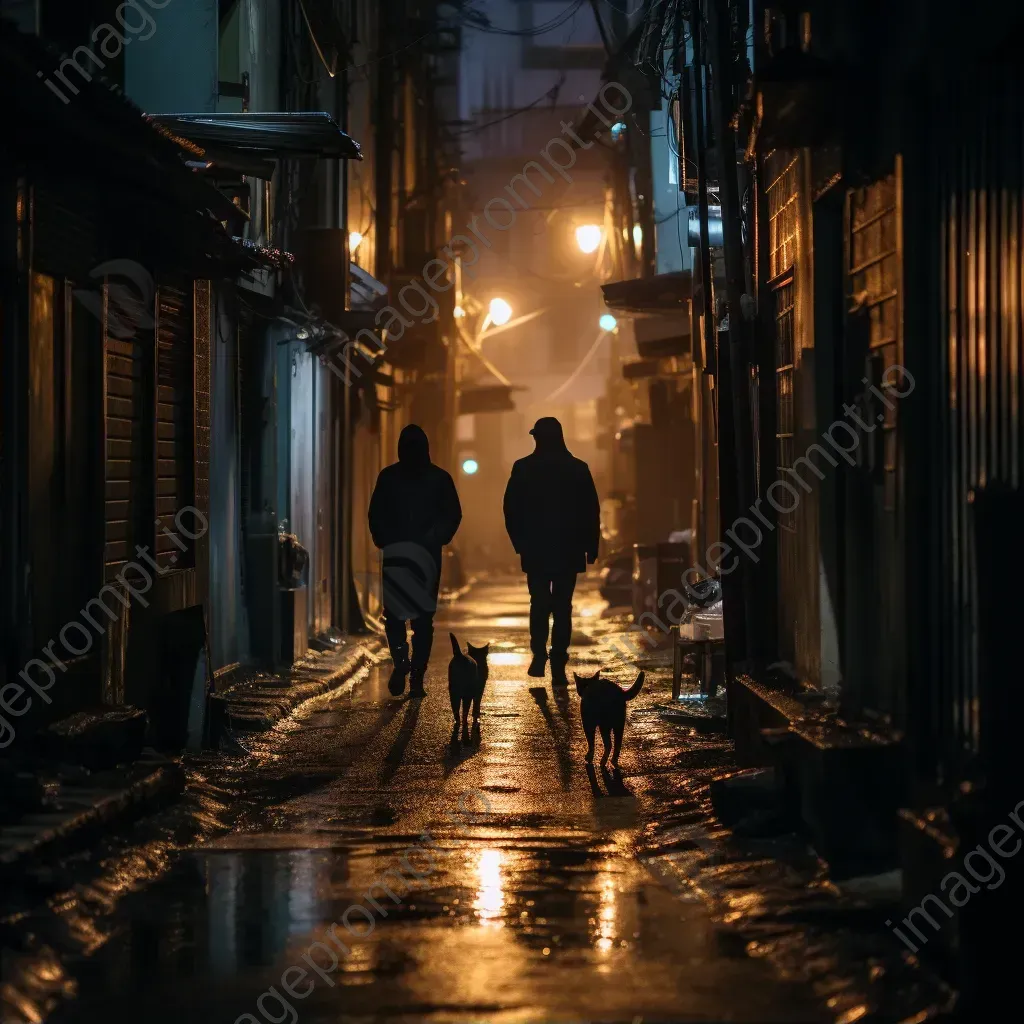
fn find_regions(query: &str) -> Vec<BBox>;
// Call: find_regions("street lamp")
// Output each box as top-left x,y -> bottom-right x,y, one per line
461,458 -> 479,475
488,297 -> 513,326
575,224 -> 603,254
599,313 -> 617,332
349,231 -> 363,252
632,224 -> 643,250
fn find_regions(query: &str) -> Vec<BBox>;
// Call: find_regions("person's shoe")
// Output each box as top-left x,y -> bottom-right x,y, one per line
388,647 -> 410,696
409,666 -> 427,697
550,658 -> 569,687
528,653 -> 547,677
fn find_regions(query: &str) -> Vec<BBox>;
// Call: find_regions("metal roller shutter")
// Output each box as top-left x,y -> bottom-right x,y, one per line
155,282 -> 195,569
104,286 -> 154,581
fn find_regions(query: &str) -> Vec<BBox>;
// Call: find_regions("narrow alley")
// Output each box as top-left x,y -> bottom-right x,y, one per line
2,579 -> 948,1024
3,1 -> 1022,1021
37,580 -> 819,1024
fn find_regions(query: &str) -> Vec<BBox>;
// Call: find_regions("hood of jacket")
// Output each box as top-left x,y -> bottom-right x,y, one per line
397,424 -> 431,469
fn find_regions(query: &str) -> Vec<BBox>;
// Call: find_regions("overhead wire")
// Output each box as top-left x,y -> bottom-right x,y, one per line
450,74 -> 567,135
467,0 -> 587,37
539,330 -> 611,404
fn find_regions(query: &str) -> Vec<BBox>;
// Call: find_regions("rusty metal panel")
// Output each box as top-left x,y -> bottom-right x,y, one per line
27,272 -> 56,647
154,281 -> 195,569
194,279 -> 211,609
766,150 -> 820,683
848,169 -> 902,510
841,161 -> 907,723
923,65 -> 1024,782
103,278 -> 154,581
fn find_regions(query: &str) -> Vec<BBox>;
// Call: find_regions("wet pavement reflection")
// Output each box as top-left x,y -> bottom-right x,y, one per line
23,580 -> 828,1024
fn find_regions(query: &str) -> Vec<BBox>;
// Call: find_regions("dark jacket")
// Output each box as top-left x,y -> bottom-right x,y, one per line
503,437 -> 601,575
368,426 -> 462,567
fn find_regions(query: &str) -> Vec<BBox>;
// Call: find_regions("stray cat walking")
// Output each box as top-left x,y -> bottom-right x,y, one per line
447,632 -> 489,735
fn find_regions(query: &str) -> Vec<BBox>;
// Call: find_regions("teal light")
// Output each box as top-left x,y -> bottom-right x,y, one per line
462,459 -> 479,475
610,122 -> 626,138
599,313 -> 617,332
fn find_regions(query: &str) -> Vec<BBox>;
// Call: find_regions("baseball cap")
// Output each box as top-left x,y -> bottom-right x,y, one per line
530,416 -> 563,438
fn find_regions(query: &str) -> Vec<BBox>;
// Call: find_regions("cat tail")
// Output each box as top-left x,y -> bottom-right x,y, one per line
449,632 -> 461,657
623,671 -> 645,700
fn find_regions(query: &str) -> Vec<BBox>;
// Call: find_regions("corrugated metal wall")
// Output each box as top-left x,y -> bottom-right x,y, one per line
921,63 -> 1024,786
155,282 -> 196,569
766,148 -> 821,683
841,166 -> 907,724
103,280 -> 154,581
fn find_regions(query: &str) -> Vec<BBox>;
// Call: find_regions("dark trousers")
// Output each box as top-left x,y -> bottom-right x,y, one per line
382,544 -> 440,670
526,572 -> 577,662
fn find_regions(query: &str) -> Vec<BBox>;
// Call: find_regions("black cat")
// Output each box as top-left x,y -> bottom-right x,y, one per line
574,669 -> 644,767
448,633 -> 490,730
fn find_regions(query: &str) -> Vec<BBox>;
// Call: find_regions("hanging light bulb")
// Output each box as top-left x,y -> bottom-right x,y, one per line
488,297 -> 513,326
575,224 -> 603,254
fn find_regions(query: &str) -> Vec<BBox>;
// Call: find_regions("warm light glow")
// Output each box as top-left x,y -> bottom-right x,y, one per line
454,305 -> 466,318
489,652 -> 527,666
632,224 -> 643,249
488,297 -> 513,326
349,231 -> 363,251
495,616 -> 529,628
461,458 -> 479,475
473,849 -> 506,926
576,223 -> 603,254
599,313 -> 617,332
593,868 -> 617,955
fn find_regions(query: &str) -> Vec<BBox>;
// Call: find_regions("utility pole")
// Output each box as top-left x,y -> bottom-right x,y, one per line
336,5 -> 352,636
703,0 -> 759,666
688,4 -> 717,579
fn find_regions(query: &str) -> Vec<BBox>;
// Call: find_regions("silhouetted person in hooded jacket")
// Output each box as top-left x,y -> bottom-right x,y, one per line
369,424 -> 462,697
503,417 -> 600,686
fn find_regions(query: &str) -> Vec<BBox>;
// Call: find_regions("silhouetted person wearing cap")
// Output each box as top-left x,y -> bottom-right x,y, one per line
503,416 -> 600,686
369,424 -> 462,697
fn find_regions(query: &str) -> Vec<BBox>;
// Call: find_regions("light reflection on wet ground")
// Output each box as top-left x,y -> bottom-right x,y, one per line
15,579 -> 831,1024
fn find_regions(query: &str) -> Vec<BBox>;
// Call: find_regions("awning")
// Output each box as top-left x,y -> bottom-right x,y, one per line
350,263 -> 389,310
622,358 -> 661,380
632,310 -> 690,359
319,264 -> 388,337
230,237 -> 295,271
147,112 -> 362,161
601,271 -> 692,315
458,385 -> 520,415
0,21 -> 264,276
185,144 -> 277,180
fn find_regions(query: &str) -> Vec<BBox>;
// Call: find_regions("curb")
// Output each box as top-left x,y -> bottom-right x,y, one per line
209,639 -> 382,736
0,749 -> 185,876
